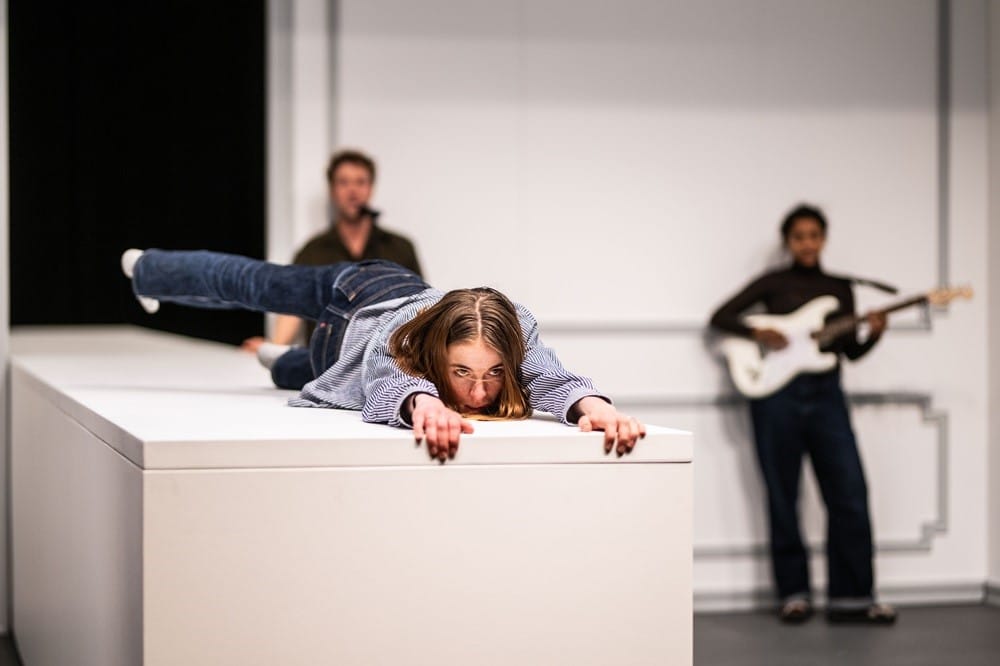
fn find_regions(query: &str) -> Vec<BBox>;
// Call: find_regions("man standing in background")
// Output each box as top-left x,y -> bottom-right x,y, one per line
244,149 -> 423,389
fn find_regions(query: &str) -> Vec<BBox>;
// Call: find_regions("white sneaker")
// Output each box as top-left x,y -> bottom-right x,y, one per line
120,249 -> 160,314
120,248 -> 142,278
257,343 -> 292,370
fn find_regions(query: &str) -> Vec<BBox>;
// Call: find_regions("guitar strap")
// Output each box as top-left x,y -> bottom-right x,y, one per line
828,273 -> 899,295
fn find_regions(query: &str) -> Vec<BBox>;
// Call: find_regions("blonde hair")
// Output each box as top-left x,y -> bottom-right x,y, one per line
389,288 -> 531,419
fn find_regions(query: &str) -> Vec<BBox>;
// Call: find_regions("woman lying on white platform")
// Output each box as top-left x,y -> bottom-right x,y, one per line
122,249 -> 645,462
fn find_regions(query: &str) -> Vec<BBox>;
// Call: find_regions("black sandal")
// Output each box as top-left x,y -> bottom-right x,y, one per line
779,598 -> 813,624
826,602 -> 897,625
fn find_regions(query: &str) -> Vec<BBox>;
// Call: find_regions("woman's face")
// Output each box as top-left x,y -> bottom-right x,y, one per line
445,339 -> 505,414
786,217 -> 826,267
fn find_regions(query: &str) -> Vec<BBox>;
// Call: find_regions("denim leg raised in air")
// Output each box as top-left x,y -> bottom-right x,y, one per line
132,249 -> 341,319
132,249 -> 429,385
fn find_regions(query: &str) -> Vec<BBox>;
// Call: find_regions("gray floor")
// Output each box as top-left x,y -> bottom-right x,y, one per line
695,604 -> 1000,666
0,605 -> 996,665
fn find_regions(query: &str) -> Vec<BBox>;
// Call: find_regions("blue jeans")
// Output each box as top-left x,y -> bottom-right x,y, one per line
269,347 -> 314,390
133,250 -> 430,387
749,370 -> 874,605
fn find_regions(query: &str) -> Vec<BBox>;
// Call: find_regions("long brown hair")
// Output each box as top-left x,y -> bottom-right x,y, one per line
389,288 -> 531,419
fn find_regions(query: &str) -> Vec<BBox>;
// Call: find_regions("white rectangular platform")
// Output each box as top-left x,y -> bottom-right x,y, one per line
10,325 -> 693,666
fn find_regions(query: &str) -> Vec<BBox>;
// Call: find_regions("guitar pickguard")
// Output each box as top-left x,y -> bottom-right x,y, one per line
719,296 -> 840,398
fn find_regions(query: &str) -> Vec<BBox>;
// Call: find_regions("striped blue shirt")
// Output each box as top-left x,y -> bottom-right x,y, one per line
289,288 -> 607,427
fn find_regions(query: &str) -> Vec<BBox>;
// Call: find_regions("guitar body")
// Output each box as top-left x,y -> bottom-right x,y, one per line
719,295 -> 841,399
717,284 -> 971,399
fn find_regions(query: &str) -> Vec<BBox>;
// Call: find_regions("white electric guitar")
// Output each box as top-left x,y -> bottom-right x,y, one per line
719,286 -> 973,399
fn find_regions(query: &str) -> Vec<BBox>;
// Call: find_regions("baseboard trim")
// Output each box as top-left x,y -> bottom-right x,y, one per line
986,582 -> 1000,607
694,588 -> 773,613
695,582 -> 986,613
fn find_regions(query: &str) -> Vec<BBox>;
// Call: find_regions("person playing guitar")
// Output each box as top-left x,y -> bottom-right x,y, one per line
709,204 -> 897,625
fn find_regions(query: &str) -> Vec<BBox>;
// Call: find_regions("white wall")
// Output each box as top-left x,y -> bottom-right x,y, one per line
336,0 -> 939,310
267,0 -> 336,265
946,0 -> 990,605
1,0 -> 10,634
988,0 -> 1000,604
271,0 -> 995,608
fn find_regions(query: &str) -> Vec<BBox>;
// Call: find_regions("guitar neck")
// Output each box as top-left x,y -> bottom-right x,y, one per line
821,294 -> 928,339
876,294 -> 929,316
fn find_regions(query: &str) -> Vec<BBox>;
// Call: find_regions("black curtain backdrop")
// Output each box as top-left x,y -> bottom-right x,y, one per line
9,1 -> 266,345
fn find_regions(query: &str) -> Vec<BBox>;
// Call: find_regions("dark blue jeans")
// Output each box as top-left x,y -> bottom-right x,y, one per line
133,250 -> 429,388
749,370 -> 874,606
269,347 -> 314,391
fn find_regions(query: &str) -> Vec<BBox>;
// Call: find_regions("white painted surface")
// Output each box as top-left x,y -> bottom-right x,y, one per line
11,386 -> 143,666
265,0 -> 337,337
273,0 -> 989,607
0,0 -> 10,635
11,326 -> 691,470
10,326 -> 692,664
266,0 -> 294,264
988,0 -> 1000,597
943,0 -> 990,601
143,463 -> 691,665
267,0 -> 334,266
334,0 -> 938,304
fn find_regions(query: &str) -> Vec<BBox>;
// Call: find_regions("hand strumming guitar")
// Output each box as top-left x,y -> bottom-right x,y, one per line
753,328 -> 788,350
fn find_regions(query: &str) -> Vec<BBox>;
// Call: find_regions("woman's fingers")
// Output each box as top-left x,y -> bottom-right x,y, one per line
603,420 -> 619,454
580,408 -> 646,456
412,411 -> 425,444
420,402 -> 651,462
429,413 -> 448,462
424,416 -> 439,459
447,418 -> 462,459
414,405 -> 473,462
616,416 -> 643,456
581,414 -> 623,454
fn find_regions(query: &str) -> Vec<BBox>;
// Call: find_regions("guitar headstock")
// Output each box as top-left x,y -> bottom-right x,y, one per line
927,285 -> 974,306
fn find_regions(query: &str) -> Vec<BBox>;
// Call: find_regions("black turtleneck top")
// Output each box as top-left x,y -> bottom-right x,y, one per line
709,263 -> 879,361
